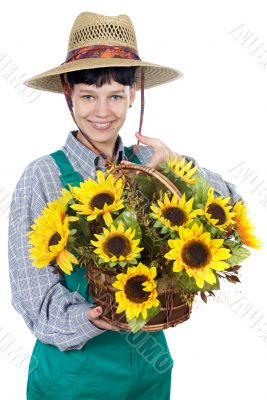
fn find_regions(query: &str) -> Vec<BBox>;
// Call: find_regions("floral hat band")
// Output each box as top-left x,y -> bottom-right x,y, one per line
64,44 -> 141,63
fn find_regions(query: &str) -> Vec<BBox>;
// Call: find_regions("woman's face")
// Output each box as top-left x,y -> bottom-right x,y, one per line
71,79 -> 136,148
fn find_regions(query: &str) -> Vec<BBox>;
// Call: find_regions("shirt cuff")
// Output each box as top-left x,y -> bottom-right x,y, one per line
71,302 -> 107,338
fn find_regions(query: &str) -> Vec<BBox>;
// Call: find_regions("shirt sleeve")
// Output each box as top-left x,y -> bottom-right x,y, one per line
182,154 -> 243,203
8,160 -> 106,352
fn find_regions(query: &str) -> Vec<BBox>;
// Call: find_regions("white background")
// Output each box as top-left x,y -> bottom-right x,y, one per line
1,1 -> 267,399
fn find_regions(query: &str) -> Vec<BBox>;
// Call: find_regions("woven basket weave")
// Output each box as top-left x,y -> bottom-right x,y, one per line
86,163 -> 194,331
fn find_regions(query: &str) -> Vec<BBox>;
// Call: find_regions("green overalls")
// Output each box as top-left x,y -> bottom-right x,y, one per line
26,147 -> 174,400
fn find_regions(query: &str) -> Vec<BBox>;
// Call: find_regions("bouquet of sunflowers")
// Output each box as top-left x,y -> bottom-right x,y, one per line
28,157 -> 261,333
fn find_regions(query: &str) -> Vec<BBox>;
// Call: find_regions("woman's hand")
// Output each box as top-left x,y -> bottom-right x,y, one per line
121,132 -> 184,170
87,306 -> 119,331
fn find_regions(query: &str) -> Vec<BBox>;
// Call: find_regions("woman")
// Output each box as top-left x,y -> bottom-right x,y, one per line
8,11 -> 241,400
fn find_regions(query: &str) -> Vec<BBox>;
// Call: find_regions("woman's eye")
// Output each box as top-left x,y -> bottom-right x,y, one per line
81,95 -> 122,100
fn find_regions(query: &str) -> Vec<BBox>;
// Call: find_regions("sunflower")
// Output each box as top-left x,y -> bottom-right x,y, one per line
166,156 -> 198,184
69,170 -> 125,226
90,221 -> 143,264
40,189 -> 79,225
164,222 -> 231,288
42,189 -> 73,221
112,263 -> 160,320
199,187 -> 236,232
233,201 -> 262,249
150,192 -> 202,231
28,199 -> 78,274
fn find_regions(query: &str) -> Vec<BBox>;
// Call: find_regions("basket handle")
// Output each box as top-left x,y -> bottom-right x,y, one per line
120,163 -> 182,197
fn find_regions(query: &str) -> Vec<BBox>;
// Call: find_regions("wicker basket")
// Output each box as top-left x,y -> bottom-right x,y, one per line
86,163 -> 195,331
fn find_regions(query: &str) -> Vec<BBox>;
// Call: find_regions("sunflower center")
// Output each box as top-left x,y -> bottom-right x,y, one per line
207,203 -> 226,225
90,192 -> 115,210
48,232 -> 62,248
181,240 -> 210,268
162,206 -> 187,226
104,235 -> 131,257
124,275 -> 150,303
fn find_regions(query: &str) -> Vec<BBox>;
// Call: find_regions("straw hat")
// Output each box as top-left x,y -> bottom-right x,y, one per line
24,11 -> 183,93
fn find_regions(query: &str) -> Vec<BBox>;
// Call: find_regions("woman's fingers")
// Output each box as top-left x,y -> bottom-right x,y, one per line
87,306 -> 120,331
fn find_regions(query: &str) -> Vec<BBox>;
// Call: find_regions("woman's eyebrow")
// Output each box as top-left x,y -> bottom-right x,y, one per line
80,89 -> 125,94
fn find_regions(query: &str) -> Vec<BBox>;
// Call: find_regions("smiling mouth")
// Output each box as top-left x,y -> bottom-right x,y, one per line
89,121 -> 114,130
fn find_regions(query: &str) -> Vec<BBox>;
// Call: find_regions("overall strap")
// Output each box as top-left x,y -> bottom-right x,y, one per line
50,150 -> 83,189
50,150 -> 91,300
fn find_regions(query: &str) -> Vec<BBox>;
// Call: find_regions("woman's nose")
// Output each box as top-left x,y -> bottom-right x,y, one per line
94,99 -> 110,117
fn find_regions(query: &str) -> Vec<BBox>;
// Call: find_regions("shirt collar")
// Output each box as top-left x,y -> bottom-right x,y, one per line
63,131 -> 126,172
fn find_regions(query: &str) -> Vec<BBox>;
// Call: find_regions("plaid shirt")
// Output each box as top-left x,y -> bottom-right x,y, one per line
8,131 -> 242,351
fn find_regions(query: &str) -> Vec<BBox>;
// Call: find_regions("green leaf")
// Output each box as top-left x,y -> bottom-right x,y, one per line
128,316 -> 147,333
224,239 -> 239,249
118,261 -> 128,267
210,226 -> 220,238
170,232 -> 178,239
127,304 -> 161,333
202,275 -> 220,291
109,261 -> 117,267
161,226 -> 169,234
129,259 -> 138,265
225,244 -> 251,266
145,303 -> 161,321
113,208 -> 142,240
185,217 -> 202,230
77,217 -> 91,237
178,270 -> 220,292
191,173 -> 210,206
153,219 -> 162,228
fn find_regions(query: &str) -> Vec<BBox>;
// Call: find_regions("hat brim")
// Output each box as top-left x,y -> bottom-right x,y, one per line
24,58 -> 183,93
